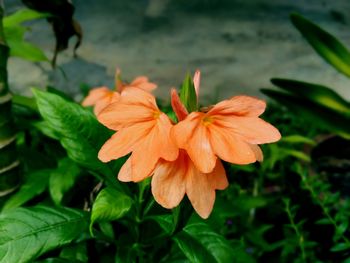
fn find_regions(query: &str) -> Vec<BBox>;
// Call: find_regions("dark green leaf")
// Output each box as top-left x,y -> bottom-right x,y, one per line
49,158 -> 81,205
0,206 -> 88,262
280,135 -> 316,145
291,13 -> 350,77
315,218 -> 332,225
146,214 -> 174,235
90,187 -> 133,232
60,242 -> 88,263
179,74 -> 197,113
2,170 -> 50,211
271,78 -> 350,114
330,242 -> 350,252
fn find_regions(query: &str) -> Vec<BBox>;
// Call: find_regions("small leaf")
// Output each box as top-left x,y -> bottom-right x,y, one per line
49,158 -> 81,205
90,187 -> 133,232
179,74 -> 198,113
330,242 -> 350,252
315,218 -> 332,225
280,135 -> 316,145
146,215 -> 174,235
4,8 -> 48,27
0,206 -> 88,262
2,170 -> 50,211
291,13 -> 350,77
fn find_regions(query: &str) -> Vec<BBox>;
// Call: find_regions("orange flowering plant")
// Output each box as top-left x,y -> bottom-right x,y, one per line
84,70 -> 281,219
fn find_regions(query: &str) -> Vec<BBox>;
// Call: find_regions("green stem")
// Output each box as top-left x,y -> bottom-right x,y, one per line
0,6 -> 20,196
284,199 -> 307,262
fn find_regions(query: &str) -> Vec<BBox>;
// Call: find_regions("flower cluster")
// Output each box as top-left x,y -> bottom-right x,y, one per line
83,71 -> 281,218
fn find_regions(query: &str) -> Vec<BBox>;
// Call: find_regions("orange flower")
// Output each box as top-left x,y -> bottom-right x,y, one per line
151,150 -> 228,219
97,88 -> 178,182
82,71 -> 157,115
172,95 -> 281,173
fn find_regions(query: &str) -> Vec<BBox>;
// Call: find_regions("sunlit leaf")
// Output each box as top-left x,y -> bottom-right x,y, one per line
271,78 -> 350,115
4,8 -> 48,27
179,74 -> 198,113
0,206 -> 88,262
90,187 -> 133,232
291,13 -> 350,77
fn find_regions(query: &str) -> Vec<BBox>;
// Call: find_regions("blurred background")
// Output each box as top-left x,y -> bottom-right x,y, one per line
6,0 -> 350,102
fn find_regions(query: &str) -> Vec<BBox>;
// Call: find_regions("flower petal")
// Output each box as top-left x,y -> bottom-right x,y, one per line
171,112 -> 201,148
186,163 -> 215,219
98,103 -> 155,130
208,96 -> 266,117
94,93 -> 120,115
120,87 -> 158,109
118,157 -> 132,182
151,158 -> 186,209
130,76 -> 157,91
157,113 -> 179,161
208,123 -> 256,165
207,160 -> 228,190
249,144 -> 263,162
171,88 -> 188,121
82,87 -> 111,106
98,122 -> 153,162
215,116 -> 281,144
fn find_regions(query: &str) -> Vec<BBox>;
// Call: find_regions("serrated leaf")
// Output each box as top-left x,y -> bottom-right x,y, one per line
174,221 -> 254,263
49,158 -> 81,205
330,242 -> 350,252
0,206 -> 88,262
261,89 -> 350,138
291,13 -> 350,77
32,89 -> 119,188
2,170 -> 50,211
90,187 -> 133,232
179,74 -> 198,113
271,78 -> 350,115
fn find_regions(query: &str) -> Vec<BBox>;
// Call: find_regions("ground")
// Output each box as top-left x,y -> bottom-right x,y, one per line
6,0 -> 350,103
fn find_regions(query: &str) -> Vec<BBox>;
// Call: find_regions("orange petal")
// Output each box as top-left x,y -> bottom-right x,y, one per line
98,122 -> 153,162
186,162 -> 215,219
207,160 -> 228,190
215,116 -> 281,144
131,76 -> 157,91
171,112 -> 202,148
151,158 -> 186,209
208,96 -> 266,117
249,144 -> 263,162
208,124 -> 256,165
170,88 -> 188,121
93,93 -> 120,115
156,113 -> 179,161
82,87 -> 111,106
118,157 -> 132,182
193,70 -> 200,98
120,87 -> 158,109
98,103 -> 155,130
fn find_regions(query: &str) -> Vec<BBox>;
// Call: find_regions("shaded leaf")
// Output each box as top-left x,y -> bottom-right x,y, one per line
49,158 -> 81,205
291,13 -> 350,77
90,187 -> 133,232
2,170 -> 50,211
280,135 -> 316,145
0,206 -> 88,262
330,242 -> 350,252
179,74 -> 198,113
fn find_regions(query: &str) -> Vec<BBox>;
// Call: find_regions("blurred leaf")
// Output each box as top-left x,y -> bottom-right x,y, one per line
174,221 -> 255,263
330,242 -> 350,252
291,13 -> 350,77
0,206 -> 88,262
261,89 -> 350,138
279,148 -> 311,162
32,89 -> 120,188
271,78 -> 350,115
90,187 -> 133,232
2,170 -> 50,211
280,135 -> 315,145
315,218 -> 332,225
60,242 -> 88,263
49,158 -> 81,205
179,74 -> 198,113
4,8 -> 48,27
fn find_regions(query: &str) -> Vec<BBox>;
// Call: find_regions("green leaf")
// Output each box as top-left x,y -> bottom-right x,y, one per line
60,242 -> 88,263
261,89 -> 350,138
330,242 -> 350,252
49,158 -> 81,205
279,148 -> 311,162
146,214 -> 174,235
315,218 -> 332,225
32,89 -> 119,188
90,187 -> 133,232
174,221 -> 254,263
290,13 -> 350,77
4,9 -> 48,27
280,135 -> 316,145
179,74 -> 198,113
2,170 -> 50,211
271,78 -> 350,115
0,206 -> 88,262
